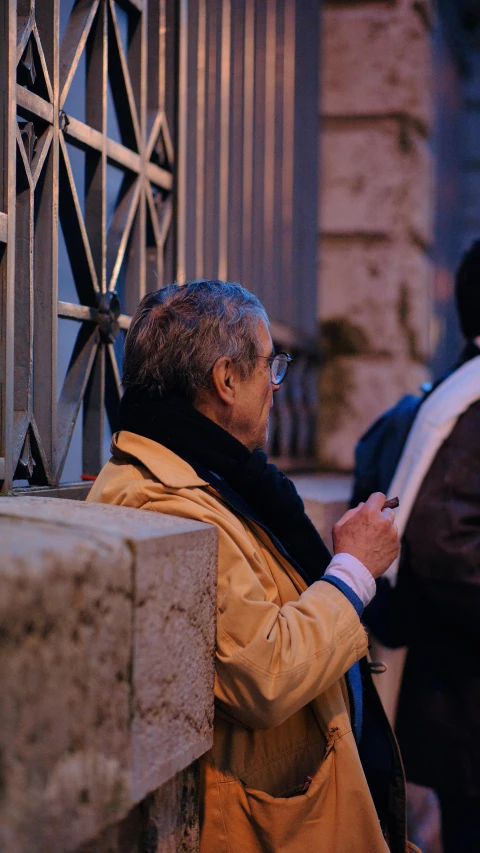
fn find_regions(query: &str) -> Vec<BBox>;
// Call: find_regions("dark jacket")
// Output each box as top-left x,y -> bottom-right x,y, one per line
395,395 -> 480,795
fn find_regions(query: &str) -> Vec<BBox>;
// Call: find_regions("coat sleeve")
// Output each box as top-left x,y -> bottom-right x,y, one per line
403,399 -> 480,635
145,491 -> 368,731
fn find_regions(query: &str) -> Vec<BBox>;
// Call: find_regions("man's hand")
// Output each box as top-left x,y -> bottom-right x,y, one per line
332,492 -> 399,579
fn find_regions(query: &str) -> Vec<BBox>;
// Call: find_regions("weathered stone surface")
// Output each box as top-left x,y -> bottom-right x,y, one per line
319,238 -> 433,360
398,242 -> 433,360
318,0 -> 435,471
406,132 -> 434,247
77,763 -> 200,853
0,516 -> 133,853
317,355 -> 429,470
322,3 -> 433,129
147,762 -> 200,853
131,524 -> 216,803
320,120 -> 433,245
321,121 -> 402,236
0,498 -> 217,852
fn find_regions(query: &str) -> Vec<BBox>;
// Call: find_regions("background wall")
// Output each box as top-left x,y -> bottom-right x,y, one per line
317,0 -> 480,472
318,0 -> 434,471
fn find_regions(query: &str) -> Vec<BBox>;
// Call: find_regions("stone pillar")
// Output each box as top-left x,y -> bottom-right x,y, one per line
318,0 -> 435,470
0,497 -> 217,853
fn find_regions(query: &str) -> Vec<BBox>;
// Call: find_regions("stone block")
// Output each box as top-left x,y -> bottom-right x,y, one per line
77,763 -> 200,853
317,355 -> 429,470
320,121 -> 433,246
0,497 -> 217,852
0,515 -> 133,853
292,474 -> 352,550
319,239 -> 407,357
398,243 -> 433,360
318,238 -> 433,361
406,132 -> 434,247
130,521 -> 216,802
322,4 -> 433,130
321,121 -> 401,236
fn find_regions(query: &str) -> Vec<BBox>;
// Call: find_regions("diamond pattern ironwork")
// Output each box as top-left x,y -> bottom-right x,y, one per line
3,0 -> 174,488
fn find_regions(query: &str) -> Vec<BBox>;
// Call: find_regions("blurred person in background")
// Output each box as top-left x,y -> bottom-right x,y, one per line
357,242 -> 480,853
87,280 -> 419,853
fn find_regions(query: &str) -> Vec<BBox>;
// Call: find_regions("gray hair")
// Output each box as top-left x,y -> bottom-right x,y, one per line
122,279 -> 269,398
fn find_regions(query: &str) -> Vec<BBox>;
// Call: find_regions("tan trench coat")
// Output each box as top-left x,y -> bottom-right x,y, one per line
88,431 -> 418,853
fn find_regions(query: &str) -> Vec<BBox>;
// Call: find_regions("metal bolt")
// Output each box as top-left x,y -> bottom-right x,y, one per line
96,290 -> 121,343
59,110 -> 70,132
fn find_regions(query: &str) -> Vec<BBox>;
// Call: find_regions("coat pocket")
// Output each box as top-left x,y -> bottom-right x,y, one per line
203,729 -> 390,853
234,732 -> 389,853
238,746 -> 337,853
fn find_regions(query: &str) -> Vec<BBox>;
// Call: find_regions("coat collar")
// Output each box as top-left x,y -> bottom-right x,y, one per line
111,431 -> 209,489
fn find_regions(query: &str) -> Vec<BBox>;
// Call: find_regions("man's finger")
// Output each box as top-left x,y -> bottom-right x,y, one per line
381,508 -> 395,523
365,492 -> 387,510
335,503 -> 364,527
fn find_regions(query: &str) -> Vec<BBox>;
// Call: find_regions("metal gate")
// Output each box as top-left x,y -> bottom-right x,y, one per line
0,0 -> 320,496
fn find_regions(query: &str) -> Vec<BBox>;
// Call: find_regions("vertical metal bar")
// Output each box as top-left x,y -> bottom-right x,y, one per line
137,0 -> 146,297
146,0 -> 163,138
33,0 -> 58,482
204,2 -> 220,278
134,190 -> 147,301
124,0 -> 146,308
227,2 -> 245,283
195,0 -> 206,279
158,0 -> 166,113
83,0 -> 107,476
0,0 -> 17,491
282,0 -> 295,322
263,0 -> 276,308
291,0 -> 318,336
82,345 -> 105,476
176,0 -> 188,284
105,341 -> 121,433
217,0 -> 231,281
33,151 -> 56,481
14,158 -> 34,418
85,0 -> 107,292
242,0 -> 254,289
152,1 -> 162,287
271,0 -> 283,310
251,1 -> 266,303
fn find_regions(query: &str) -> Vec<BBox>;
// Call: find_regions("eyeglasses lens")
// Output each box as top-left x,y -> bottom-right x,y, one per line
271,355 -> 287,384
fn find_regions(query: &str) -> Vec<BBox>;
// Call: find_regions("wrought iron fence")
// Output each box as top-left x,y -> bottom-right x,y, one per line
0,0 -> 320,496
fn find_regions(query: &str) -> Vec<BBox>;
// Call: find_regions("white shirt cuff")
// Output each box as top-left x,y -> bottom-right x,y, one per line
324,552 -> 376,607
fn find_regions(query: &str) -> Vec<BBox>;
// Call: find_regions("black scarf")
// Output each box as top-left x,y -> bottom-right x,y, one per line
119,387 -> 332,585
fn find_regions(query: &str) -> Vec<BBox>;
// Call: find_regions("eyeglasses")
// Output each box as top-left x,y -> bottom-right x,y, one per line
258,352 -> 293,385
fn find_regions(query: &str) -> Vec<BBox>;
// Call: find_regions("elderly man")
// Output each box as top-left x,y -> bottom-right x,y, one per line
88,280 -> 416,853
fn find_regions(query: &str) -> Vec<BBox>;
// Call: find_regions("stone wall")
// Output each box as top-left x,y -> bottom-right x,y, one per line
318,0 -> 435,470
0,497 -> 217,853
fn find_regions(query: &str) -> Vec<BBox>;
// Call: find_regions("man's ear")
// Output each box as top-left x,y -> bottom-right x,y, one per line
211,357 -> 236,406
